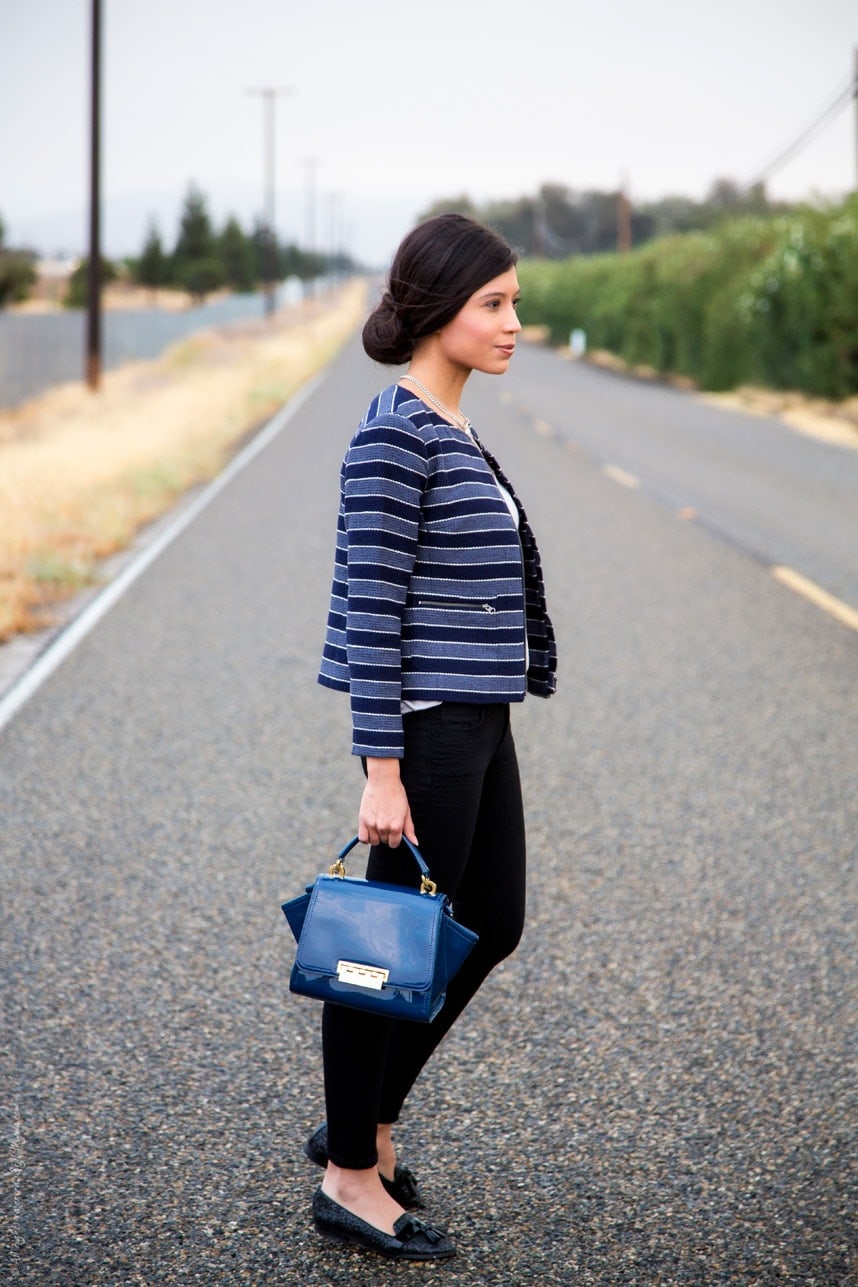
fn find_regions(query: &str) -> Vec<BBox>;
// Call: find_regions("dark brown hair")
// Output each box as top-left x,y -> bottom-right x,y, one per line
362,214 -> 518,365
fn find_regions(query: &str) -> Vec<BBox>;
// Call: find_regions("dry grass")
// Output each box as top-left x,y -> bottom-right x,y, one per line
700,386 -> 858,447
0,279 -> 368,641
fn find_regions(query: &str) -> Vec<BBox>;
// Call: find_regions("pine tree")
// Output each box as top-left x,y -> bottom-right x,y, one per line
173,184 -> 216,265
172,184 -> 225,302
137,221 -> 168,290
220,216 -> 256,293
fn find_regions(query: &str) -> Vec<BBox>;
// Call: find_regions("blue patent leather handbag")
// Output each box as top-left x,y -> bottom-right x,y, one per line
281,835 -> 479,1023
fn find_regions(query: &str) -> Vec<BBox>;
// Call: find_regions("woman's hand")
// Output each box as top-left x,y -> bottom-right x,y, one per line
359,758 -> 418,849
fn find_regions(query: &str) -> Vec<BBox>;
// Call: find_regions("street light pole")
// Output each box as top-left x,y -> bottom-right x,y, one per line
303,156 -> 318,297
86,0 -> 102,389
247,87 -> 292,317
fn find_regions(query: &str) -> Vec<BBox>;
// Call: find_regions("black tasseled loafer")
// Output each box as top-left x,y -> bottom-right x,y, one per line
312,1188 -> 455,1260
304,1122 -> 425,1209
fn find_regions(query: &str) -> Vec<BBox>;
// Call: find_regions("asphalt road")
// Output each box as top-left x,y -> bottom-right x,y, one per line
480,343 -> 858,607
1,338 -> 855,1286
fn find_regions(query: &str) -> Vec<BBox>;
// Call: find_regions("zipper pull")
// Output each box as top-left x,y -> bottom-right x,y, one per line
481,603 -> 497,614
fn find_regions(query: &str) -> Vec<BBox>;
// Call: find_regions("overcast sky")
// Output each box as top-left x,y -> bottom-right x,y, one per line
2,0 -> 856,266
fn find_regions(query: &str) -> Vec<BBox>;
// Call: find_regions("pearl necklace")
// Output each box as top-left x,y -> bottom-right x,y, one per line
401,373 -> 472,435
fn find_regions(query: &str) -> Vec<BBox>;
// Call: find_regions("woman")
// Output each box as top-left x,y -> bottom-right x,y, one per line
311,214 -> 557,1260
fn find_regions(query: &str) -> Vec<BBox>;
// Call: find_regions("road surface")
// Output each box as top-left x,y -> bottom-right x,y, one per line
1,339 -> 855,1285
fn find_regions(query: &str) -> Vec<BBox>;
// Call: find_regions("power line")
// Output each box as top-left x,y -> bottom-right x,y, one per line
743,70 -> 857,192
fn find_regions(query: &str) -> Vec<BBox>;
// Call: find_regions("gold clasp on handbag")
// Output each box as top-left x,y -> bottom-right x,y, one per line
420,875 -> 437,895
337,960 -> 390,990
328,859 -> 347,878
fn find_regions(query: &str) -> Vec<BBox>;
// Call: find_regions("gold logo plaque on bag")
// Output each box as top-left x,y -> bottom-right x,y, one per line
337,960 -> 390,990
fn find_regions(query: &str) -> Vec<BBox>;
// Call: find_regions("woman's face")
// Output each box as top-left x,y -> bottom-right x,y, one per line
435,266 -> 522,375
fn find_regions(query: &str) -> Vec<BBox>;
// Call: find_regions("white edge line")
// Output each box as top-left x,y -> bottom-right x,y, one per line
0,373 -> 324,735
771,565 -> 858,633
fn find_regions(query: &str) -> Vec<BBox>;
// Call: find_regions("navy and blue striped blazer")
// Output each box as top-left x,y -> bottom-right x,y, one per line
318,383 -> 557,756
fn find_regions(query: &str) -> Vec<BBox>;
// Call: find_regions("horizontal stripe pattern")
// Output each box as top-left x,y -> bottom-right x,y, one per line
318,384 -> 557,756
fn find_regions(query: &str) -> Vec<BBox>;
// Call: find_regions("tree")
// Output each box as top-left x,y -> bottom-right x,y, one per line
0,213 -> 37,307
136,221 -> 168,290
639,194 -> 702,238
219,216 -> 256,292
417,186 -> 633,257
533,185 -> 618,255
279,239 -> 304,279
178,258 -> 226,303
484,195 -> 536,253
0,251 -> 35,307
173,184 -> 217,268
420,180 -> 800,260
417,194 -> 481,223
64,256 -> 118,308
171,184 -> 224,302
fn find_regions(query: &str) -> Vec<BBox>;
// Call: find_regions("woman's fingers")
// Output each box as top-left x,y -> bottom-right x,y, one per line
358,778 -> 417,849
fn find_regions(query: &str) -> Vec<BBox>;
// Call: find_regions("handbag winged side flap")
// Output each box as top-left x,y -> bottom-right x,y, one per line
281,835 -> 478,1023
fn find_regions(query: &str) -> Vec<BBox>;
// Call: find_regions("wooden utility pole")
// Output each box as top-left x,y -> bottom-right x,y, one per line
86,0 -> 102,389
617,178 -> 632,254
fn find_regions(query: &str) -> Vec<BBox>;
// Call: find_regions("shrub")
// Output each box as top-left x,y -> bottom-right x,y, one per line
0,249 -> 36,306
64,257 -> 118,308
178,257 -> 226,303
517,196 -> 858,398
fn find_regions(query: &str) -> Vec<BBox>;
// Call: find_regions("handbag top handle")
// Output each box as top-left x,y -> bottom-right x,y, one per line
329,835 -> 437,896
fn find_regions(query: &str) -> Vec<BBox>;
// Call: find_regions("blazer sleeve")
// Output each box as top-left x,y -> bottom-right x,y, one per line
341,415 -> 428,757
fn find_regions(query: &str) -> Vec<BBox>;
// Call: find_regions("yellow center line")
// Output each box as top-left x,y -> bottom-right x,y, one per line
771,566 -> 858,633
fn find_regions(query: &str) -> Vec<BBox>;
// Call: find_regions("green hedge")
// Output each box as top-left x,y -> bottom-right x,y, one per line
517,195 -> 858,399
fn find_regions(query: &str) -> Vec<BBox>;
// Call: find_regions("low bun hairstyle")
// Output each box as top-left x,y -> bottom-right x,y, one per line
362,214 -> 518,365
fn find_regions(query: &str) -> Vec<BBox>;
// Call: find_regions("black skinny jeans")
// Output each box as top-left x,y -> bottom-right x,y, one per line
321,702 -> 526,1170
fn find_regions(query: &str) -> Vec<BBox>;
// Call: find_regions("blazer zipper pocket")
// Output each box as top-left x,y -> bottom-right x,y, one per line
416,597 -> 498,614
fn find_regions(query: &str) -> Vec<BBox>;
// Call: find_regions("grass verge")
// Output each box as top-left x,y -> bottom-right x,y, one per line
0,279 -> 367,641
